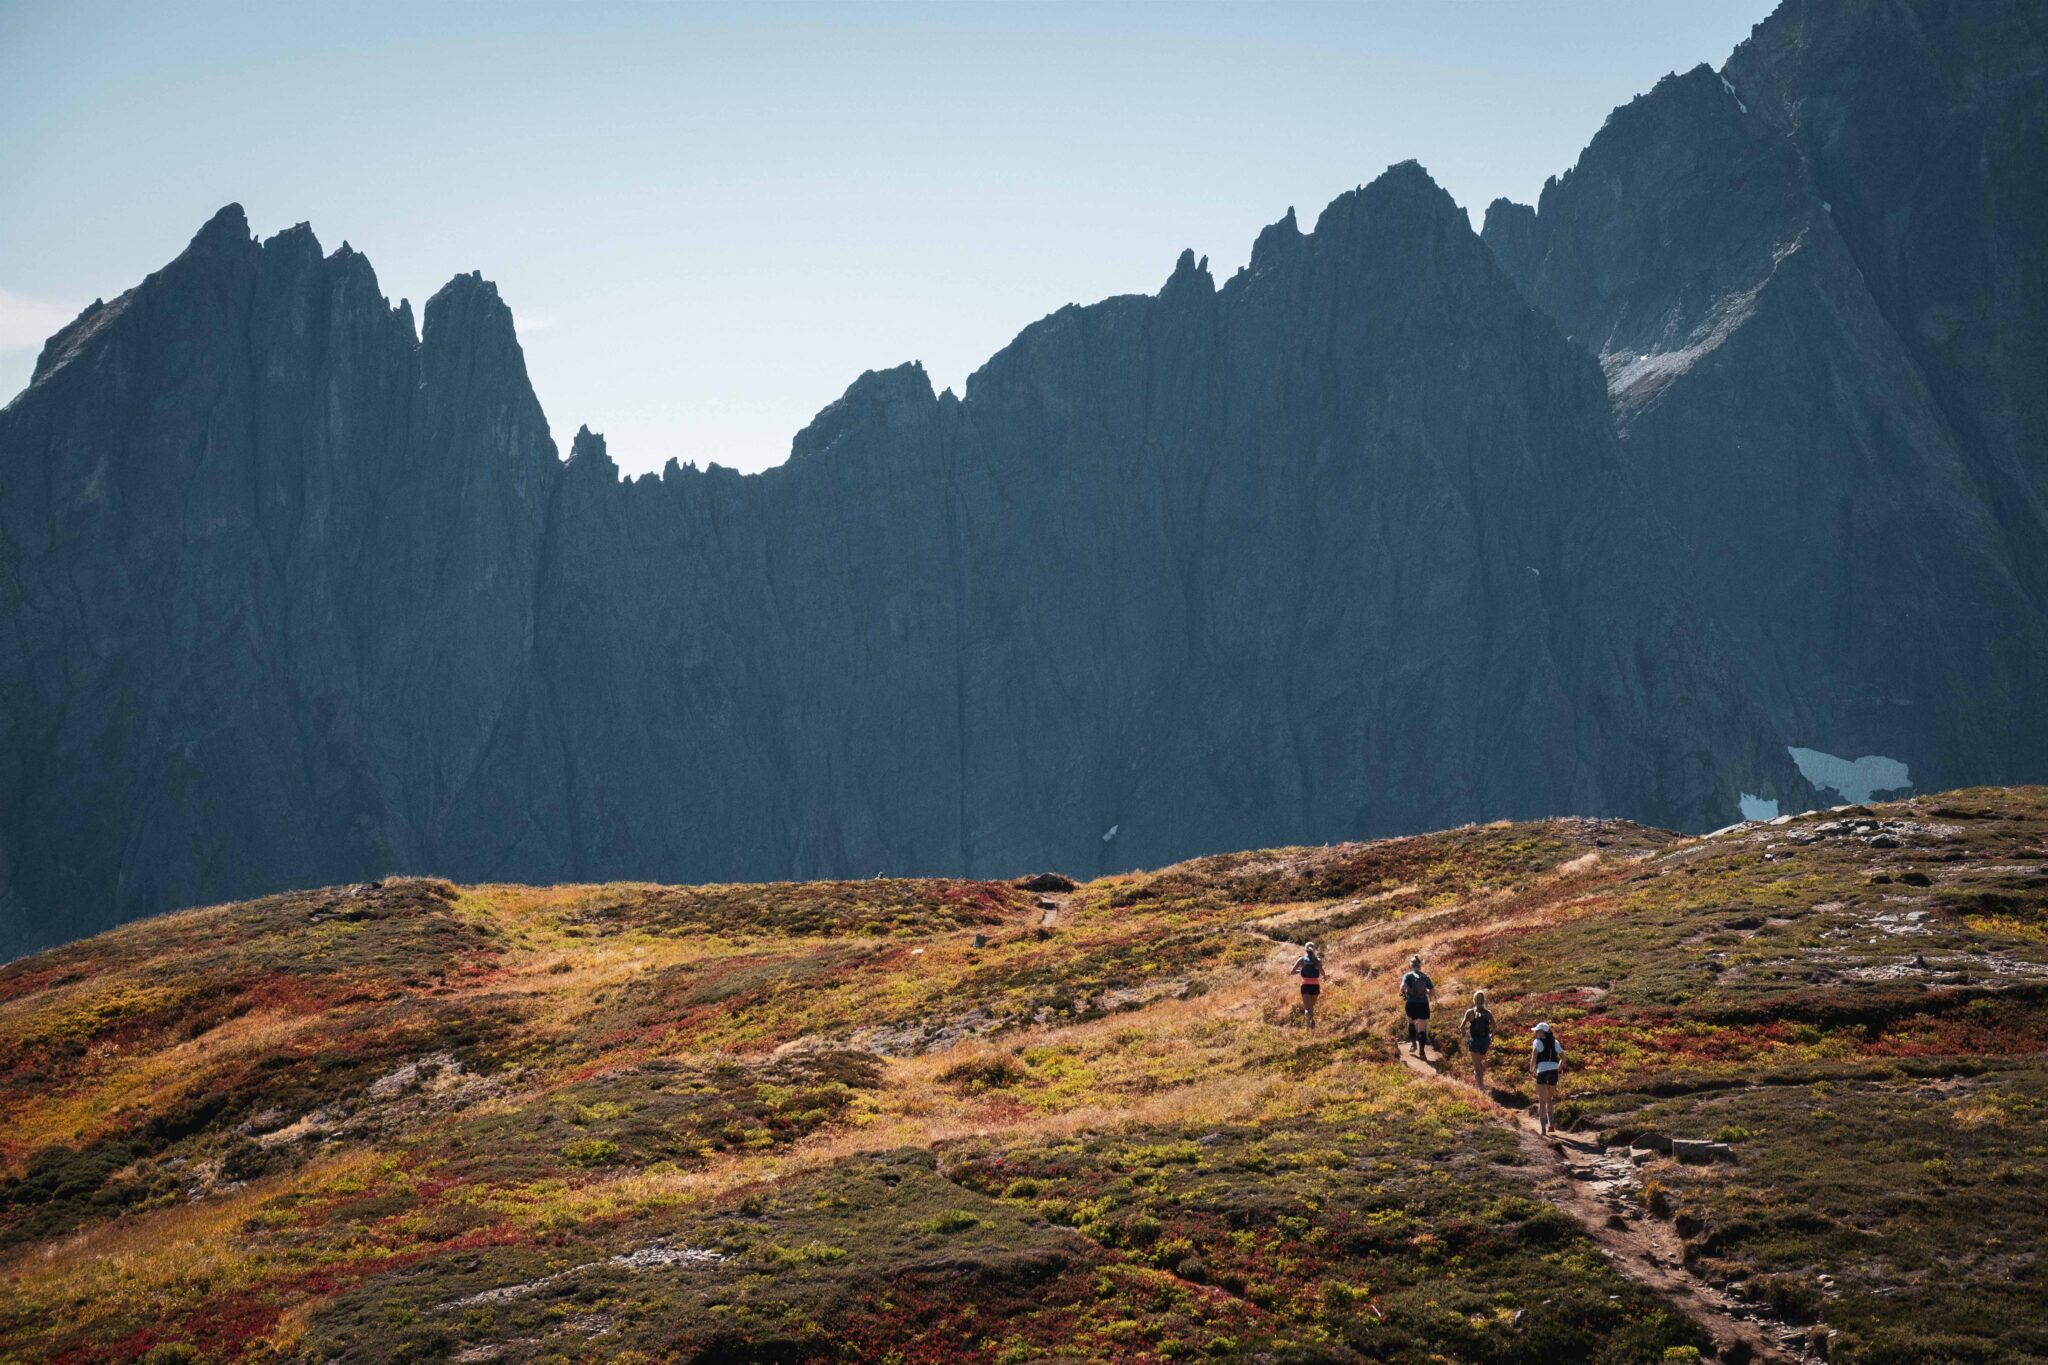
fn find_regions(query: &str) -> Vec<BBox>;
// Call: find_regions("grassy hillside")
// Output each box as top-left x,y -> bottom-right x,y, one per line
3,789 -> 2045,1364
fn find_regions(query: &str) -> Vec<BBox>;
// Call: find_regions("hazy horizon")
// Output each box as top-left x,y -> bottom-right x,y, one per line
2,0 -> 1774,475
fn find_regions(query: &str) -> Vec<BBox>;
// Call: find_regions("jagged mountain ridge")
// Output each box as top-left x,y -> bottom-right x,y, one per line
1482,0 -> 2048,802
2,164 -> 1787,956
5,0 -> 2044,956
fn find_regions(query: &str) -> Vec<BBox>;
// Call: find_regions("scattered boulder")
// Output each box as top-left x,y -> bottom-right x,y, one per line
1672,1139 -> 1736,1165
367,1051 -> 464,1101
242,1107 -> 290,1136
1017,873 -> 1077,894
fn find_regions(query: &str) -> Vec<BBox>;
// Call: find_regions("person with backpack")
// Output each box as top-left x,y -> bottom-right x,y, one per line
1290,942 -> 1325,1028
1530,1022 -> 1565,1135
1460,990 -> 1494,1091
1398,955 -> 1434,1057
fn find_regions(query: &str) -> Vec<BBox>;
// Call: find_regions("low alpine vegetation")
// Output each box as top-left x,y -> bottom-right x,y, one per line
2,789 -> 2043,1362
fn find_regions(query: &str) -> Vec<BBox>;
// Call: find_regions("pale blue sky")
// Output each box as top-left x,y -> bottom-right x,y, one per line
1,1 -> 1773,475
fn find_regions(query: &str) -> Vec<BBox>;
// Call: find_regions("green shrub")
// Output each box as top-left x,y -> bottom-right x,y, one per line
762,1240 -> 847,1264
1150,1235 -> 1195,1271
560,1138 -> 619,1166
140,1347 -> 205,1365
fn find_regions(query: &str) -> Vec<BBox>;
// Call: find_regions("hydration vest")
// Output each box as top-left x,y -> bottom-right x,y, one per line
1468,1009 -> 1492,1048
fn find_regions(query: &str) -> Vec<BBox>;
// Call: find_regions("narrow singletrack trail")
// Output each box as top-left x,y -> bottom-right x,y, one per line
1395,1047 -> 1813,1364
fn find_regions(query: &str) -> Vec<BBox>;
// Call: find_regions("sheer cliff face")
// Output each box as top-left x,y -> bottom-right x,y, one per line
1481,0 -> 2048,799
0,212 -> 560,951
3,0 -> 2041,956
0,167 -> 1790,954
517,165 -> 1787,901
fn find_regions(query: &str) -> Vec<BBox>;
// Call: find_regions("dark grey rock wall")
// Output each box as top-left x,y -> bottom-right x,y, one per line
4,0 -> 2040,955
1481,0 -> 2048,804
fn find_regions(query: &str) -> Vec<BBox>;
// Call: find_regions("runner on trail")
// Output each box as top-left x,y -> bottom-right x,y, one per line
1530,1021 -> 1565,1135
1460,990 -> 1493,1091
1291,942 -> 1325,1028
1398,955 -> 1434,1057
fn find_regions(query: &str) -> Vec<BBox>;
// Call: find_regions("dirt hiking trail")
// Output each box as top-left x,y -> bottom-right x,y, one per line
1260,850 -> 1822,1363
1394,1045 -> 1813,1363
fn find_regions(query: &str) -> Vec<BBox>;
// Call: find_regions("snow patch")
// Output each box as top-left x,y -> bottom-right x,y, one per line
1719,74 -> 1748,113
1788,746 -> 1911,805
1598,236 -> 1802,419
1738,793 -> 1780,821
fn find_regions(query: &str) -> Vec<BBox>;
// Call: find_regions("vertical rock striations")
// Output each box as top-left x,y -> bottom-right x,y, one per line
1481,0 -> 2048,800
4,0 -> 2042,954
0,212 -> 564,951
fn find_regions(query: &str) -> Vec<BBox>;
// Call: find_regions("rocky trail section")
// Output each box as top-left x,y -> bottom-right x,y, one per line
1396,1046 -> 1811,1363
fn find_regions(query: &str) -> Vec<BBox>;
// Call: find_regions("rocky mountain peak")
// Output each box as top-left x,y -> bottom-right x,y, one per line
187,200 -> 253,253
567,424 -> 614,471
788,361 -> 936,461
1161,248 -> 1215,299
262,220 -> 324,263
418,271 -> 537,409
424,270 -> 511,331
3,0 -> 2044,959
1246,206 -> 1302,274
1479,198 -> 1539,289
1348,159 -> 1458,219
1304,160 -> 1475,272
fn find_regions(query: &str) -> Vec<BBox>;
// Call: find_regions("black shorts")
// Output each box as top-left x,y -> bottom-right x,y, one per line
1535,1068 -> 1560,1087
1405,1000 -> 1430,1021
1468,1039 -> 1491,1055
1299,983 -> 1321,996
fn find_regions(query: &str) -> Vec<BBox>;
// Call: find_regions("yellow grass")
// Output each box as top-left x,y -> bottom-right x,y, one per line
0,1147 -> 382,1309
2,1007 -> 325,1172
